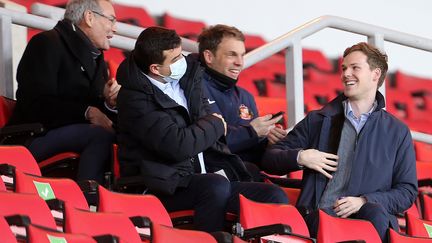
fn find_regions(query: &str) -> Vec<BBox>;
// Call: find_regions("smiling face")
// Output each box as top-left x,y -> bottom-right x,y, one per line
204,37 -> 246,79
83,0 -> 117,50
341,51 -> 381,101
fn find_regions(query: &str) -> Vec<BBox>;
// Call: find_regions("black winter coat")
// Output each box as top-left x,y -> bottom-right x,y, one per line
9,20 -> 110,130
116,54 -> 252,195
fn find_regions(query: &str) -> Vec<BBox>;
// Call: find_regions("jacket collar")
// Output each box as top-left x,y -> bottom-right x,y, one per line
54,20 -> 101,80
118,53 -> 203,110
317,91 -> 386,117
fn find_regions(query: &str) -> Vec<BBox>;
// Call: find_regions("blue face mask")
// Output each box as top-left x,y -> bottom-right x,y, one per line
159,56 -> 187,82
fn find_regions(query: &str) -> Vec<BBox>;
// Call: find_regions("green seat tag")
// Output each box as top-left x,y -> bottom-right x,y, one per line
33,181 -> 56,200
47,234 -> 67,243
423,222 -> 432,237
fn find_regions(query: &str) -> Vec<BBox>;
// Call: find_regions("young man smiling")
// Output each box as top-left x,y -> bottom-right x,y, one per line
263,42 -> 417,242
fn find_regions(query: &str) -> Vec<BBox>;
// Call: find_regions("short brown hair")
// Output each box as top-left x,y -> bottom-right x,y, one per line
343,42 -> 388,87
198,24 -> 244,63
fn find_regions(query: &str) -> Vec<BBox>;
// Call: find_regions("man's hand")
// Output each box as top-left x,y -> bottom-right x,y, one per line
297,149 -> 338,179
250,114 -> 283,137
212,113 -> 227,136
86,106 -> 114,131
333,196 -> 367,218
267,125 -> 288,145
103,78 -> 121,108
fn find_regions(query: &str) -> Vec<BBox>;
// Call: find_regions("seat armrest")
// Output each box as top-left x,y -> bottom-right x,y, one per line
93,234 -> 120,243
0,123 -> 44,137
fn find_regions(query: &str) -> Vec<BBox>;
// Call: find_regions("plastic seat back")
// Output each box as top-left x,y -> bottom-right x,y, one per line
317,210 -> 381,243
14,169 -> 89,210
27,224 -> 96,243
97,185 -> 172,227
0,192 -> 56,230
0,216 -> 17,243
239,194 -> 309,236
152,223 -> 217,243
390,228 -> 432,242
0,146 -> 41,176
64,207 -> 142,243
406,213 -> 432,238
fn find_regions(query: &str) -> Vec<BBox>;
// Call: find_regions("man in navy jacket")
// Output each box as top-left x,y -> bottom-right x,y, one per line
116,27 -> 288,232
199,25 -> 287,169
263,42 -> 417,241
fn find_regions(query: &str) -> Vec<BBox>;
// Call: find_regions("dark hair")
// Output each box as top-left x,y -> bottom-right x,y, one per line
133,27 -> 181,74
197,24 -> 244,63
343,42 -> 388,87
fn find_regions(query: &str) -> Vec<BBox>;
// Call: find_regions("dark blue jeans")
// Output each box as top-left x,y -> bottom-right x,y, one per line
28,124 -> 115,183
157,173 -> 288,232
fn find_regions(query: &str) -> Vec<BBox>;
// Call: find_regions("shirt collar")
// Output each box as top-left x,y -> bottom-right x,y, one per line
143,72 -> 180,92
343,99 -> 377,119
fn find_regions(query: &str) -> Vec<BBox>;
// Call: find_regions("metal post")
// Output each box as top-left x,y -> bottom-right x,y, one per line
286,40 -> 304,128
0,15 -> 13,98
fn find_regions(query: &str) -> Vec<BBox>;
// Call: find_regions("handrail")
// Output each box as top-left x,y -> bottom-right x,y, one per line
1,7 -> 431,145
30,3 -> 198,53
244,15 -> 432,69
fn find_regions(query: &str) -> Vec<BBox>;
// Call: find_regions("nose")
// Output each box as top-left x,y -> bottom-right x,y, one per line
234,56 -> 243,67
112,22 -> 118,33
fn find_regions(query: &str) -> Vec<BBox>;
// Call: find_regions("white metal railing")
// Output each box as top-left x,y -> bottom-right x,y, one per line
1,6 -> 431,145
30,3 -> 198,53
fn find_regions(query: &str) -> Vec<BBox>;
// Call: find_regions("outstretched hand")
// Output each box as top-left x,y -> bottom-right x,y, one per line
297,149 -> 338,179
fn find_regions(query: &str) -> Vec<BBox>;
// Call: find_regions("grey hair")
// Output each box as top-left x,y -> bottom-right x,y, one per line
64,0 -> 107,25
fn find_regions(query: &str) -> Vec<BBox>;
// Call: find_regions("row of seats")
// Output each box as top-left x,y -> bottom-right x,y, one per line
2,145 -> 432,242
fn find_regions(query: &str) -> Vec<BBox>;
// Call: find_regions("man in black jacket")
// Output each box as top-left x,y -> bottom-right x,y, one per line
116,27 -> 288,232
8,0 -> 119,183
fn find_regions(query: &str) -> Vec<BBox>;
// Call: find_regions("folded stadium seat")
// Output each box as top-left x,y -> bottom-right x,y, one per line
390,228 -> 432,243
0,145 -> 42,190
317,210 -> 381,243
89,182 -> 241,242
303,82 -> 339,113
304,66 -> 343,91
238,194 -> 314,242
0,216 -> 17,243
113,3 -> 156,28
162,12 -> 206,40
253,96 -> 288,128
27,223 -> 103,243
236,72 -> 260,96
64,206 -> 142,243
406,212 -> 432,238
398,203 -> 420,233
385,89 -> 432,133
0,176 -> 6,191
0,96 -> 80,180
420,193 -> 432,221
416,142 -> 432,163
243,34 -> 266,51
0,192 -> 57,232
302,49 -> 334,72
393,70 -> 432,93
104,48 -> 126,73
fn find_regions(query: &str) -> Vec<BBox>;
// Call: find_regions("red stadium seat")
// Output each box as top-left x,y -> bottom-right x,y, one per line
390,228 -> 432,243
0,216 -> 17,243
0,192 -> 57,230
64,207 -> 142,243
0,97 -> 80,180
416,142 -> 432,163
406,212 -> 432,238
27,224 -> 98,243
317,210 -> 381,243
239,194 -> 313,242
162,12 -> 205,40
113,3 -> 156,27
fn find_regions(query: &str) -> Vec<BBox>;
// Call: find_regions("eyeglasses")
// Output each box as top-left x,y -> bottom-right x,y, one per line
91,10 -> 117,25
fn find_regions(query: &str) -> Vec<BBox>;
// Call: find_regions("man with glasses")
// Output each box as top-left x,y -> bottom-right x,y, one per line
8,0 -> 119,184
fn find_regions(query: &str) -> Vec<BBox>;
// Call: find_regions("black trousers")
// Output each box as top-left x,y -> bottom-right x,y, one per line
28,123 -> 115,183
157,173 -> 289,232
304,202 -> 392,242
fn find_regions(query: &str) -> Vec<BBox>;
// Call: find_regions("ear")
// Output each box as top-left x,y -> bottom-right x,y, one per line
149,64 -> 160,76
83,10 -> 94,27
203,50 -> 214,65
373,68 -> 382,83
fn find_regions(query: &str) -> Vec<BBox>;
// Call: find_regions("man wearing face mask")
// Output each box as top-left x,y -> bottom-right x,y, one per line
116,27 -> 288,232
198,25 -> 287,175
